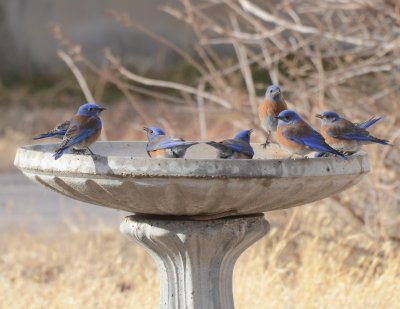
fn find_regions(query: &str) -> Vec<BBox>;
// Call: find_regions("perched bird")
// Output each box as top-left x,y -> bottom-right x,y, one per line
258,85 -> 288,147
316,111 -> 389,155
144,127 -> 198,158
275,110 -> 346,160
33,120 -> 70,140
53,103 -> 106,160
206,129 -> 254,159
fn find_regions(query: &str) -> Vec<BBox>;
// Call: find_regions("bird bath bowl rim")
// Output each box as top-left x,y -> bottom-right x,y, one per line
14,141 -> 370,179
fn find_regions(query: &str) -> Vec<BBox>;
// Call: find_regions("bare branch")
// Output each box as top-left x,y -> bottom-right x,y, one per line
105,50 -> 232,110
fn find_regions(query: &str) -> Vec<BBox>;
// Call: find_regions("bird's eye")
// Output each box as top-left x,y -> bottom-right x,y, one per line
149,130 -> 153,134
89,108 -> 93,111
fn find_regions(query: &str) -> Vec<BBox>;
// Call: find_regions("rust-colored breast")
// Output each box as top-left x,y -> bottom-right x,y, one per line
237,152 -> 252,159
276,126 -> 305,152
258,99 -> 288,120
148,149 -> 168,158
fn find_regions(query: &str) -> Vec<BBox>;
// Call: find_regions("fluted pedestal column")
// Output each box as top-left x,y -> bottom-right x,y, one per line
120,214 -> 269,309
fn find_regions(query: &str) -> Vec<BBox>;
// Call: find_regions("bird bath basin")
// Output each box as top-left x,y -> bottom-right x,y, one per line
14,141 -> 369,309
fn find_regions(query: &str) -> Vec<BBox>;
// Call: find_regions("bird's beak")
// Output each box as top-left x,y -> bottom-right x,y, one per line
98,107 -> 107,112
275,116 -> 283,120
143,127 -> 149,132
315,114 -> 323,119
249,129 -> 254,134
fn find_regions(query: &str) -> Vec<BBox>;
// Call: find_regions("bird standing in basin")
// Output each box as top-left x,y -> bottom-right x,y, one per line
144,127 -> 198,158
33,120 -> 71,140
53,103 -> 106,160
206,129 -> 254,159
258,85 -> 288,148
276,110 -> 346,160
316,111 -> 389,155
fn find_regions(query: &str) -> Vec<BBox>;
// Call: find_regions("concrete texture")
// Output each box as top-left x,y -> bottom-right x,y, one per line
120,214 -> 269,309
14,141 -> 369,219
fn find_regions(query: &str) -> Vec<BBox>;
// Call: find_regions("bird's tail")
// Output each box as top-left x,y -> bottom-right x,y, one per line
357,116 -> 383,129
53,146 -> 69,160
366,135 -> 390,145
181,142 -> 199,149
33,132 -> 58,140
205,141 -> 226,151
325,144 -> 347,160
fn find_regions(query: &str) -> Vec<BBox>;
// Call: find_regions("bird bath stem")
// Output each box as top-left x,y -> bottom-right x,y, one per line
14,142 -> 369,309
121,214 -> 269,309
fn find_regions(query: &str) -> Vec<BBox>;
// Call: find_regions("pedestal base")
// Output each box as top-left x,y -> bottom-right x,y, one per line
120,214 -> 269,309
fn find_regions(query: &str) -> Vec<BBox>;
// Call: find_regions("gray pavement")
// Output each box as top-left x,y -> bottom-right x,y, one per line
0,171 -> 129,231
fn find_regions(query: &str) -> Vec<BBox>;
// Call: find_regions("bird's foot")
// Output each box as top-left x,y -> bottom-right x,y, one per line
86,147 -> 95,155
315,152 -> 333,158
72,148 -> 87,155
261,141 -> 270,149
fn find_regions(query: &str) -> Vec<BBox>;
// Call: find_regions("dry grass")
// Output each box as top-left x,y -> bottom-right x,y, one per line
1,207 -> 399,309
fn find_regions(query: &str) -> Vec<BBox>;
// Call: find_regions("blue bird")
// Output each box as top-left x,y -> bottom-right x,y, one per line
276,110 -> 346,160
144,127 -> 198,158
316,111 -> 389,154
206,129 -> 254,159
33,120 -> 70,140
53,103 -> 106,160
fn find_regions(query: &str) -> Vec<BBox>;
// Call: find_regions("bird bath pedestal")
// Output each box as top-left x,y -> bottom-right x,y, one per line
14,142 -> 369,309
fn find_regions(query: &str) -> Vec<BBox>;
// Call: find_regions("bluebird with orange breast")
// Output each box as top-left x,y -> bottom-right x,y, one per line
53,103 -> 106,160
144,127 -> 198,158
316,112 -> 389,155
275,110 -> 346,160
258,85 -> 288,147
33,120 -> 70,140
206,130 -> 254,159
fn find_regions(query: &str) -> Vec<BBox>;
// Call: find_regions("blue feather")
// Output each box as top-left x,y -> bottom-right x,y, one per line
223,140 -> 254,158
147,137 -> 196,152
285,130 -> 346,160
53,129 -> 95,160
356,117 -> 383,129
33,131 -> 67,140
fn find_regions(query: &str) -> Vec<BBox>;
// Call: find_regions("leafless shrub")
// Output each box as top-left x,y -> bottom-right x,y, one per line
49,0 -> 400,240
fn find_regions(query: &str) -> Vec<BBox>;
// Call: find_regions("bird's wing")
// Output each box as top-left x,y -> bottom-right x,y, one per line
33,120 -> 71,140
284,122 -> 333,152
222,139 -> 254,158
148,136 -> 194,151
57,117 -> 101,150
326,119 -> 375,142
54,120 -> 71,132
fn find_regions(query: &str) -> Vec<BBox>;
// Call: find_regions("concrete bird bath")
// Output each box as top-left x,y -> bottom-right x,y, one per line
14,141 -> 369,309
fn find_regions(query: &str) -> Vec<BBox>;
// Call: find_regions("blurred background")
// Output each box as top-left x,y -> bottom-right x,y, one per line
1,0 -> 400,307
